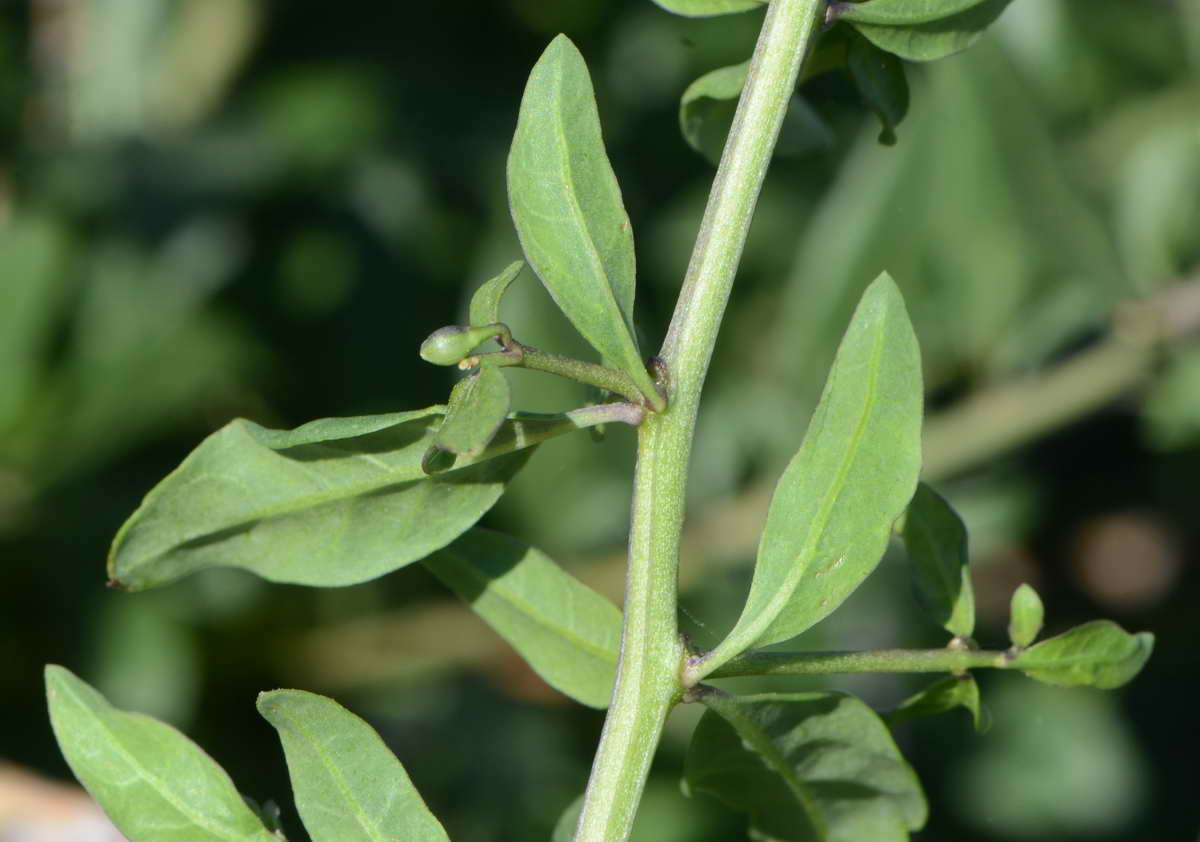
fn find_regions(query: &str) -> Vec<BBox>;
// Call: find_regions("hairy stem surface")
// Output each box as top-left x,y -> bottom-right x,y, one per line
572,1 -> 825,839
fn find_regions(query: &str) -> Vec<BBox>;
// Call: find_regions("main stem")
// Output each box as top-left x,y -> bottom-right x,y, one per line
572,2 -> 824,840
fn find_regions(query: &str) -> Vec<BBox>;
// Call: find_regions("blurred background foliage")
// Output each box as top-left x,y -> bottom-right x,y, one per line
1,0 -> 1198,840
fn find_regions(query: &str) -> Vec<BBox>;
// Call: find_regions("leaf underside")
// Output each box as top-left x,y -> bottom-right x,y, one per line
843,0 -> 1015,62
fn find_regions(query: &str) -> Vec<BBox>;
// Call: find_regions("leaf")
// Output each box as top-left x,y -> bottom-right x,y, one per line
468,260 -> 524,328
847,34 -> 909,145
1013,620 -> 1153,690
424,528 -> 621,708
707,275 -> 922,666
901,482 -> 975,638
431,363 -> 511,457
651,0 -> 764,17
257,689 -> 449,842
551,795 -> 584,842
679,61 -> 833,165
843,0 -> 1015,62
45,665 -> 277,842
109,408 -> 604,590
885,675 -> 982,731
837,0 -> 1003,26
1007,583 -> 1044,649
506,35 -> 661,406
685,691 -> 927,841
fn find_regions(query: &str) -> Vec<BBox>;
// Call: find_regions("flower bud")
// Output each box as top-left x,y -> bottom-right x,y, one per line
419,325 -> 499,366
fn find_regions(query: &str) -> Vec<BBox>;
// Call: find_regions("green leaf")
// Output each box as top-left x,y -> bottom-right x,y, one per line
431,363 -> 511,457
685,691 -> 927,841
257,690 -> 449,842
469,260 -> 524,328
1007,583 -> 1044,648
837,0 -> 1003,26
902,482 -> 975,638
424,528 -> 621,708
552,795 -> 584,842
843,0 -> 1014,62
651,0 -> 764,17
847,34 -> 909,145
45,665 -> 277,842
1013,621 -> 1153,690
679,61 -> 833,165
885,675 -> 982,731
506,35 -> 661,407
709,274 -> 922,662
108,408 -> 604,591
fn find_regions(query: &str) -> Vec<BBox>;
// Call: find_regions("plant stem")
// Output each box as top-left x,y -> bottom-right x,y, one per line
572,1 -> 824,840
707,647 -> 1013,679
507,343 -> 656,409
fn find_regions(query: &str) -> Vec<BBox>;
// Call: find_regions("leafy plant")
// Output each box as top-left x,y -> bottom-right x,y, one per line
46,1 -> 1155,840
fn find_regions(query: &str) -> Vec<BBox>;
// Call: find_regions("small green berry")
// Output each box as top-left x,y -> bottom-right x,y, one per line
419,325 -> 500,366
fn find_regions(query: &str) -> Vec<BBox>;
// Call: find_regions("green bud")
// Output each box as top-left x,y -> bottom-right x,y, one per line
1008,583 -> 1045,649
419,325 -> 500,366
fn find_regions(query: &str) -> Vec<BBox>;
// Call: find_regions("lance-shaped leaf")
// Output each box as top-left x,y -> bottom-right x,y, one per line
651,0 -> 764,17
1013,621 -> 1153,690
257,690 -> 449,842
430,363 -> 511,457
847,35 -> 909,145
109,408 -> 608,591
704,275 -> 922,670
1007,583 -> 1044,648
424,528 -> 621,708
507,35 -> 662,408
841,0 -> 1014,62
679,61 -> 833,165
885,675 -> 982,731
901,482 -> 975,639
45,665 -> 277,842
685,691 -> 927,841
469,260 -> 524,328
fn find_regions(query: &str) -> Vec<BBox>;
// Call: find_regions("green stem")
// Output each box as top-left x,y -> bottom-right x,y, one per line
572,2 -> 824,840
508,343 -> 656,409
707,647 -> 1013,679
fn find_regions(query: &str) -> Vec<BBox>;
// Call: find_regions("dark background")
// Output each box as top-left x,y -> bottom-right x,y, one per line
2,1 -> 1198,839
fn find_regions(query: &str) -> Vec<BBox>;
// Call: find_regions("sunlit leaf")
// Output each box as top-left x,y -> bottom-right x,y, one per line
651,0 -> 764,17
45,665 -> 277,842
885,675 -> 982,730
257,689 -> 449,842
685,691 -> 927,841
507,35 -> 661,406
1007,583 -> 1044,648
847,34 -> 909,145
902,482 -> 975,638
425,528 -> 621,708
431,364 -> 511,457
842,0 -> 1015,62
1013,621 -> 1153,689
109,408 -> 607,590
468,260 -> 524,328
707,275 -> 922,666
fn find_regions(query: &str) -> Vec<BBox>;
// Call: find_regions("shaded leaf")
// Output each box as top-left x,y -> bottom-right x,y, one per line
843,0 -> 1014,62
431,363 -> 511,457
885,675 -> 982,731
847,35 -> 909,145
1007,583 -> 1044,648
551,795 -> 584,842
651,0 -> 764,17
838,0 -> 1003,25
109,408 -> 604,590
468,260 -> 524,328
679,61 -> 833,165
707,275 -> 923,666
685,691 -> 926,841
45,665 -> 277,842
902,482 -> 975,638
507,35 -> 661,405
424,528 -> 621,708
1014,620 -> 1153,689
257,690 -> 449,842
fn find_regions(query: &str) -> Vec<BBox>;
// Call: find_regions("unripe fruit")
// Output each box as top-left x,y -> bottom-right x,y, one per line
419,325 -> 500,366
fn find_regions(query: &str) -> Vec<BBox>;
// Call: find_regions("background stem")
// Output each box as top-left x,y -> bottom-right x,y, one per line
572,1 -> 825,839
708,647 -> 1012,678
